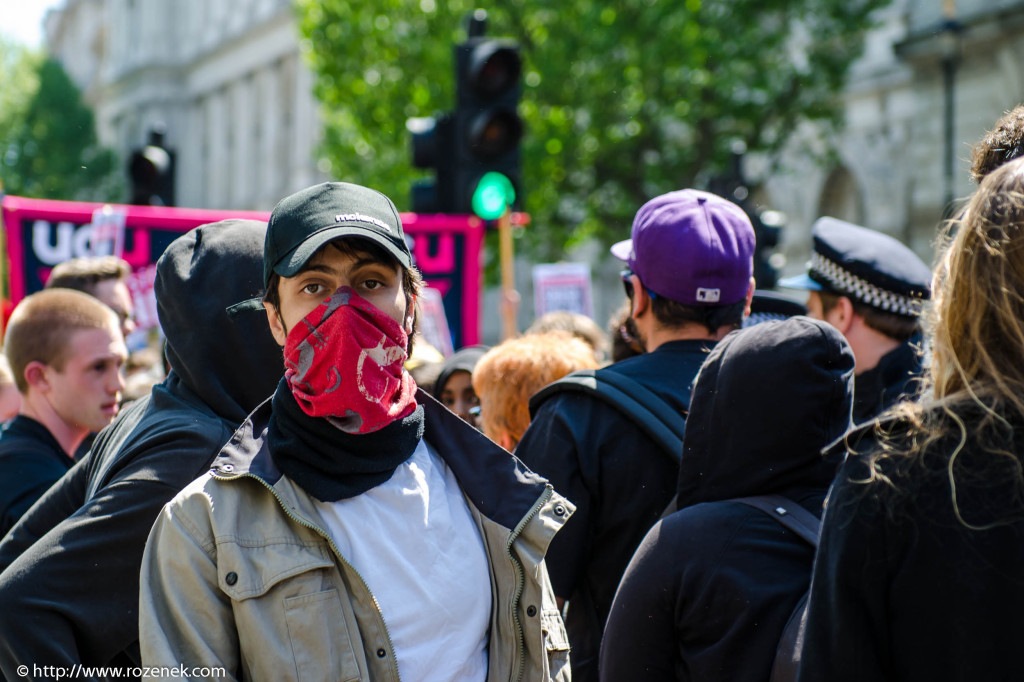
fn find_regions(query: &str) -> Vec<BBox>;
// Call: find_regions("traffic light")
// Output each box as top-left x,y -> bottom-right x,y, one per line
408,114 -> 455,213
406,12 -> 523,216
751,208 -> 784,290
128,128 -> 174,206
452,33 -> 523,216
707,142 -> 785,289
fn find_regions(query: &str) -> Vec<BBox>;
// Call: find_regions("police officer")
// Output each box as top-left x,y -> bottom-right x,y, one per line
780,216 -> 931,422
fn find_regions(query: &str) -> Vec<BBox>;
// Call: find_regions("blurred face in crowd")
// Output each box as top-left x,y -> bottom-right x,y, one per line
265,240 -> 412,345
0,384 -> 21,423
804,291 -> 846,330
804,292 -> 825,320
440,370 -> 480,423
93,278 -> 137,338
42,321 -> 127,433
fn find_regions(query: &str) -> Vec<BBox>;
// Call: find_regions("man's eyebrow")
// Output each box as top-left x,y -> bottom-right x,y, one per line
297,256 -> 394,277
298,263 -> 338,275
349,256 -> 394,270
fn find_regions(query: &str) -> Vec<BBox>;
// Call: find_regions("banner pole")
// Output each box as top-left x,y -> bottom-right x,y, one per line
498,206 -> 518,341
0,185 -> 7,340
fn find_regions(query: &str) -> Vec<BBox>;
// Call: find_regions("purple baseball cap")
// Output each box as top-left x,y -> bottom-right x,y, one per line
610,189 -> 755,306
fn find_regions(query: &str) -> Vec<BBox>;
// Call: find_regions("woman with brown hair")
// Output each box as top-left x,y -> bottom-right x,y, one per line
797,157 -> 1024,682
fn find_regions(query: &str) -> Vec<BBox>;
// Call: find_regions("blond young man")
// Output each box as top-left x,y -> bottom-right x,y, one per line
0,289 -> 126,535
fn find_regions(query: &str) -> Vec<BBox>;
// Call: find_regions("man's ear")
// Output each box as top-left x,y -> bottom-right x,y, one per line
631,277 -> 651,319
24,361 -> 51,393
743,277 -> 756,317
404,295 -> 417,335
827,296 -> 856,335
263,302 -> 287,347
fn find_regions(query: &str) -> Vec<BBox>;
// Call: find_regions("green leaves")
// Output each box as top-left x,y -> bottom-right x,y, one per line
297,0 -> 888,260
0,39 -> 121,202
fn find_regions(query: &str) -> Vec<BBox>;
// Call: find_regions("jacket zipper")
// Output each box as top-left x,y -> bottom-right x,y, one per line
215,471 -> 403,682
505,484 -> 554,682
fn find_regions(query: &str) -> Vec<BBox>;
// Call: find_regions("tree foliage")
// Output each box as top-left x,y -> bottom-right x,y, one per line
296,0 -> 888,259
0,38 -> 121,202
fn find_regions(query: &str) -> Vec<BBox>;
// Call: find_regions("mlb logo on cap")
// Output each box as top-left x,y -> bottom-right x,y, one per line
696,288 -> 721,303
610,189 -> 756,306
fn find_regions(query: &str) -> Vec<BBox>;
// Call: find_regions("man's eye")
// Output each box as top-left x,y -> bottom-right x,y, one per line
362,279 -> 382,290
302,283 -> 325,295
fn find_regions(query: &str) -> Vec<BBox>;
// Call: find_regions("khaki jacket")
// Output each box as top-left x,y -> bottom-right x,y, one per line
139,392 -> 573,682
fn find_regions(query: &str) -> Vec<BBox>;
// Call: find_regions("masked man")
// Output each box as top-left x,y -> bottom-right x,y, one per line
139,182 -> 573,682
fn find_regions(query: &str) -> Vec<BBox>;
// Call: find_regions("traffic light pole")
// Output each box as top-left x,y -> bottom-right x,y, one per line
498,207 -> 519,340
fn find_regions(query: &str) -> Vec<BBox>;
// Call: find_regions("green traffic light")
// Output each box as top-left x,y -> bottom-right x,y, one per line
472,172 -> 516,219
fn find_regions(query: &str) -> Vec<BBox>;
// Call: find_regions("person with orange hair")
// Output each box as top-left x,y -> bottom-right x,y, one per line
472,331 -> 600,451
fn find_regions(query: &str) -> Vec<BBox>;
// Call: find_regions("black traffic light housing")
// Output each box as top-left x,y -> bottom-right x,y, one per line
408,114 -> 456,213
750,208 -> 783,290
128,128 -> 175,206
453,36 -> 522,214
707,144 -> 784,289
408,11 -> 523,215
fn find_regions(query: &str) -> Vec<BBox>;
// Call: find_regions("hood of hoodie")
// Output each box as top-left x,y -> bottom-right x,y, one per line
675,316 -> 854,508
156,219 -> 283,424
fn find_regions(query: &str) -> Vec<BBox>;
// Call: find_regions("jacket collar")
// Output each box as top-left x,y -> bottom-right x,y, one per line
212,388 -> 550,530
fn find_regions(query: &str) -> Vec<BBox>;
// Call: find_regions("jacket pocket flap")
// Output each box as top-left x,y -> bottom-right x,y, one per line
216,539 -> 334,600
541,608 -> 570,651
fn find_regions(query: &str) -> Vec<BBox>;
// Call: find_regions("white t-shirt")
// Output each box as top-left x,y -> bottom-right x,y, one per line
314,439 -> 492,682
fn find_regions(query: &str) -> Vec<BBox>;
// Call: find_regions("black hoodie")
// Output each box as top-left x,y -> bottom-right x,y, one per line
0,219 -> 283,678
599,317 -> 854,682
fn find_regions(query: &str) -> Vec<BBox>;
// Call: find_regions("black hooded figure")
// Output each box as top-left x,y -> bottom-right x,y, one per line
0,220 -> 283,676
599,316 -> 855,682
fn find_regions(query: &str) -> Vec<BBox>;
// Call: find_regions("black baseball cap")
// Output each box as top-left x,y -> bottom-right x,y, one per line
264,182 -> 413,287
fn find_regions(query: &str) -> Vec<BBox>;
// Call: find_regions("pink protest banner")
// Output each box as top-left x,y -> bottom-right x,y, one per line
402,212 -> 484,348
0,196 -> 484,347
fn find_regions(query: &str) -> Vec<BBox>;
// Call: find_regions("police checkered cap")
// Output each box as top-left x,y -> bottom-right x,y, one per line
798,217 -> 931,317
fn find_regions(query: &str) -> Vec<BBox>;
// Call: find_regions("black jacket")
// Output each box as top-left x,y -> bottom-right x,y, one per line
516,338 -> 714,682
852,337 -> 923,423
600,317 -> 854,682
0,416 -> 76,537
797,404 -> 1024,682
0,220 -> 283,679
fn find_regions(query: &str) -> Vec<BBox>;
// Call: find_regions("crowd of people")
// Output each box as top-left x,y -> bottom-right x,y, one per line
0,104 -> 1023,681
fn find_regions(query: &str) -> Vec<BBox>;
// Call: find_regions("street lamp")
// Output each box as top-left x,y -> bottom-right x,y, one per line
939,0 -> 963,216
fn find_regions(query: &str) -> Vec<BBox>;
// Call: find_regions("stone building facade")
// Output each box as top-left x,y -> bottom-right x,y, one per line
45,0 -> 324,211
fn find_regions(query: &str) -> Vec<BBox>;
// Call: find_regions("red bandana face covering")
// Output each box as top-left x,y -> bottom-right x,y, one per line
283,287 -> 418,434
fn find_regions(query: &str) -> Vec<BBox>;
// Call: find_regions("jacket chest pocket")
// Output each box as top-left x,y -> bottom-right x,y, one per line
217,539 -> 366,682
284,588 -> 363,682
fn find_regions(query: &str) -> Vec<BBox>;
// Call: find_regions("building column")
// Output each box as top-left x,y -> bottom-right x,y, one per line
259,63 -> 282,205
207,89 -> 228,209
291,58 -> 317,190
230,76 -> 254,208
